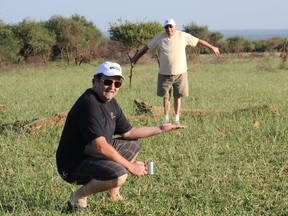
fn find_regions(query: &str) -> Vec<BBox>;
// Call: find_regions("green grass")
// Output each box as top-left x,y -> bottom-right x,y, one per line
1,55 -> 288,215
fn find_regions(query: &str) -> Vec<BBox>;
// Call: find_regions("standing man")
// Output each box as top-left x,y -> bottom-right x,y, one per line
56,61 -> 186,212
131,19 -> 220,124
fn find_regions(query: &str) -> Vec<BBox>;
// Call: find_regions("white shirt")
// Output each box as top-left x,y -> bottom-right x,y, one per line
148,30 -> 199,75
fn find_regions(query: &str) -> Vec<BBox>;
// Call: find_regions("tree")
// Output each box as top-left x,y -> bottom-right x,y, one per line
266,37 -> 283,55
253,40 -> 268,52
0,22 -> 21,66
226,36 -> 246,54
183,22 -> 210,55
47,14 -> 103,65
46,15 -> 69,61
243,40 -> 255,52
183,22 -> 223,55
68,15 -> 103,65
280,38 -> 288,69
109,19 -> 163,56
217,39 -> 228,53
209,31 -> 224,47
12,19 -> 56,64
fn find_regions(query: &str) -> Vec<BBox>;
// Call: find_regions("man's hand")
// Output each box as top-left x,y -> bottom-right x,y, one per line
127,161 -> 147,177
159,123 -> 187,132
211,46 -> 221,56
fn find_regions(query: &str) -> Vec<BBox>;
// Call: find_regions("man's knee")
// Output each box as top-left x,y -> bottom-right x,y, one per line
115,174 -> 128,187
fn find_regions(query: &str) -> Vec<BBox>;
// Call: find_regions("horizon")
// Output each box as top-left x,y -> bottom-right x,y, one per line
1,0 -> 288,33
1,17 -> 288,32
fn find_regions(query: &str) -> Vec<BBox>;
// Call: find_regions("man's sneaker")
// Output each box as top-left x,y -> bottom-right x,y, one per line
174,116 -> 180,125
164,116 -> 170,123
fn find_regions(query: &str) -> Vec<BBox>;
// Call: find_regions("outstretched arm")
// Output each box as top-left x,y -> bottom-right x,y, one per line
130,45 -> 149,65
197,39 -> 221,56
121,123 -> 187,140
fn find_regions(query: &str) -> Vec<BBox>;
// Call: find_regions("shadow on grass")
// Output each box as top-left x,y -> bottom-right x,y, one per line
0,200 -> 14,214
0,120 -> 30,134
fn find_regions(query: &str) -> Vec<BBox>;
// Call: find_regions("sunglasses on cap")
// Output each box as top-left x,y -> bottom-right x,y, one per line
102,79 -> 122,88
164,25 -> 173,29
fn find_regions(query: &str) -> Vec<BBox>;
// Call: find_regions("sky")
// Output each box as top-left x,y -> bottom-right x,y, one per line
1,0 -> 288,33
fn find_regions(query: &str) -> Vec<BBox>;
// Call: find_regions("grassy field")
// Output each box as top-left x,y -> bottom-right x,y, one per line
1,54 -> 288,215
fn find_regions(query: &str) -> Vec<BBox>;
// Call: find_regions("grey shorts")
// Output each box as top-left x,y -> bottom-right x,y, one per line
157,72 -> 189,98
65,139 -> 142,185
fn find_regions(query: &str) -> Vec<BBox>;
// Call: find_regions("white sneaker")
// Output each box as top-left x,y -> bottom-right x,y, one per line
164,115 -> 170,123
174,115 -> 180,124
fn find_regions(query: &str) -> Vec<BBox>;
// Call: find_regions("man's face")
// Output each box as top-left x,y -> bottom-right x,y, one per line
94,75 -> 122,102
164,24 -> 176,37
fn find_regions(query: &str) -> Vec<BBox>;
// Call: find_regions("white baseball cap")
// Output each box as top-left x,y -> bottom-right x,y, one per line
96,61 -> 124,79
163,19 -> 176,27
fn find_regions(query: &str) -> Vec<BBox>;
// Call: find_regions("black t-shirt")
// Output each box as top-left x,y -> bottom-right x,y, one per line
56,88 -> 132,173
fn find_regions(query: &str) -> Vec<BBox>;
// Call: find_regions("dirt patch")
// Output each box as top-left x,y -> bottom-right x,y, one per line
22,112 -> 67,132
21,100 -> 279,132
134,100 -> 279,117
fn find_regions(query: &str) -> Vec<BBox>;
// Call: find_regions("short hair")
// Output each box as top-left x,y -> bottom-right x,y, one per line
92,73 -> 103,83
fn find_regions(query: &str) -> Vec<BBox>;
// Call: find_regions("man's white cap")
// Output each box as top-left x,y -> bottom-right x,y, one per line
96,61 -> 124,79
163,19 -> 176,27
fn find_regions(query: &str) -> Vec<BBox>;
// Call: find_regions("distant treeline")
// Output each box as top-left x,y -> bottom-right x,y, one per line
0,14 -> 287,67
220,29 -> 288,40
